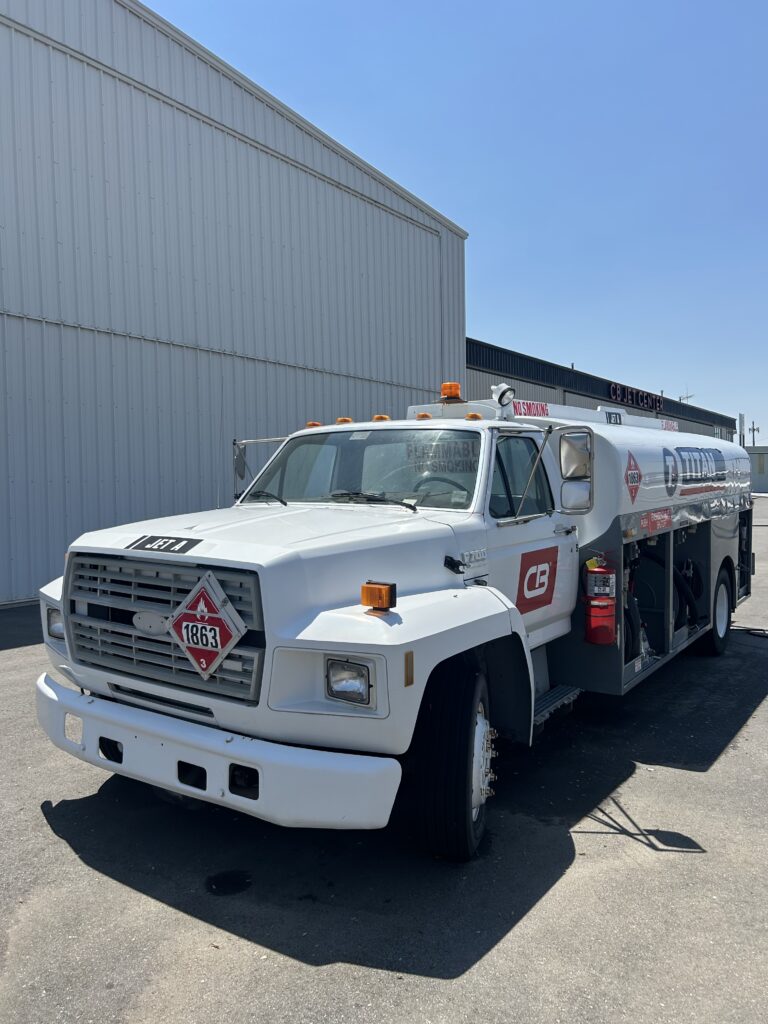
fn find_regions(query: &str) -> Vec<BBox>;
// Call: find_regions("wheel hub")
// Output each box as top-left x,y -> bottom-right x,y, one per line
715,582 -> 728,637
471,700 -> 497,821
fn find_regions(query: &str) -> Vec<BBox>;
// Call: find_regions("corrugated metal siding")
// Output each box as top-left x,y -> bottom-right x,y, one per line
0,1 -> 466,602
465,369 -> 562,406
669,417 -> 715,437
0,13 -> 458,389
748,449 -> 768,492
563,390 -> 616,411
0,0 -> 465,238
1,312 -> 442,601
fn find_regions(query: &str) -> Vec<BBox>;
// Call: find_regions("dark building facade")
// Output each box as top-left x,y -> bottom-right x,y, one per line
465,338 -> 735,440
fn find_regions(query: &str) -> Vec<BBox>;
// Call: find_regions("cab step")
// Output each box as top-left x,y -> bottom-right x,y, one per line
533,685 -> 582,726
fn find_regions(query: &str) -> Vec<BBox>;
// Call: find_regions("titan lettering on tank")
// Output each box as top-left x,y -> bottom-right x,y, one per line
675,446 -> 726,496
516,547 -> 559,614
663,448 -> 679,497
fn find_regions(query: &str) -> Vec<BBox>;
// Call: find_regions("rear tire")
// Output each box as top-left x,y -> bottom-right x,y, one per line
703,567 -> 732,656
415,665 -> 495,861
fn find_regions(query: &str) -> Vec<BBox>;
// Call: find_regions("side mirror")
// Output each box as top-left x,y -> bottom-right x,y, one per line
561,479 -> 592,512
234,443 -> 247,480
560,431 -> 591,479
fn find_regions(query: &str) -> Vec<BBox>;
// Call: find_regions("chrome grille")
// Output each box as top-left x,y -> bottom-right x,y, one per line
66,554 -> 264,702
68,555 -> 262,628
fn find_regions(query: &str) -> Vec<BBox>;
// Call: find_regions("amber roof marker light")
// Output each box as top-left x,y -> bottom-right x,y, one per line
336,416 -> 353,424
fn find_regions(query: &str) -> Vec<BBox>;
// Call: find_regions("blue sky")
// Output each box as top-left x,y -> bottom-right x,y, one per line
151,0 -> 766,431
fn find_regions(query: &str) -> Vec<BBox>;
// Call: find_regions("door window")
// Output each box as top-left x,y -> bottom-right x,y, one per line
490,436 -> 553,519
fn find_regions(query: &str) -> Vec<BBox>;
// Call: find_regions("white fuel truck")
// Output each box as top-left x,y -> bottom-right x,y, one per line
37,383 -> 754,859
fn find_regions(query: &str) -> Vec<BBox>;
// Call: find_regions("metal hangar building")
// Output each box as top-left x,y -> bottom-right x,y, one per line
0,0 -> 466,603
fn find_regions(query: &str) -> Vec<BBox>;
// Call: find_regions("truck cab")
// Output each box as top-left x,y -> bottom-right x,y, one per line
36,382 -> 752,860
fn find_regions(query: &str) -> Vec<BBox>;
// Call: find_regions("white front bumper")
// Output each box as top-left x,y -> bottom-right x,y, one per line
36,674 -> 401,830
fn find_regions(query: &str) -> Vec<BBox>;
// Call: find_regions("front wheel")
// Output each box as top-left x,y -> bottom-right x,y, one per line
703,567 -> 732,656
416,666 -> 497,861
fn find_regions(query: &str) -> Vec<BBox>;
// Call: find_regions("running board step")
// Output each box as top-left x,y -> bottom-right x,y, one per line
533,685 -> 582,725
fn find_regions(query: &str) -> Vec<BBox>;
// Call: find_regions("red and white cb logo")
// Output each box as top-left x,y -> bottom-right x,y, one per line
516,547 -> 559,613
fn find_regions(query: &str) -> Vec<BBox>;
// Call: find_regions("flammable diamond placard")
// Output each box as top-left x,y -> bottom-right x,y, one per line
168,571 -> 247,680
624,451 -> 643,504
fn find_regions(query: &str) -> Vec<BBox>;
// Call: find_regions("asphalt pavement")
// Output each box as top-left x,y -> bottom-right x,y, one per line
1,501 -> 766,1024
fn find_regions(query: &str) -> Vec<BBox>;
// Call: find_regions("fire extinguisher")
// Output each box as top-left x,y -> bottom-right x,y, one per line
584,558 -> 617,645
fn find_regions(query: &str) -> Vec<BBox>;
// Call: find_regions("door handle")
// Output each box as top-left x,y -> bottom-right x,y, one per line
554,524 -> 576,535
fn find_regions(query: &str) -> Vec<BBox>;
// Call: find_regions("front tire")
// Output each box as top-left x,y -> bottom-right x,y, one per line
704,567 -> 732,656
416,666 -> 496,861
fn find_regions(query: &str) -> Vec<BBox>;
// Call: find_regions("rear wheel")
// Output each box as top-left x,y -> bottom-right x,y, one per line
703,567 -> 732,656
416,665 -> 496,861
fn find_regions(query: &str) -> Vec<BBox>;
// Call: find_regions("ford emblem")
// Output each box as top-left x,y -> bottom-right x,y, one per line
133,611 -> 170,636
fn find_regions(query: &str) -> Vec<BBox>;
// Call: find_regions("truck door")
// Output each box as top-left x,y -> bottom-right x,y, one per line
485,431 -> 579,645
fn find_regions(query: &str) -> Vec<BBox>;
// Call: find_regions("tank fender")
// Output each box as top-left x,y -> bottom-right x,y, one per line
720,556 -> 737,610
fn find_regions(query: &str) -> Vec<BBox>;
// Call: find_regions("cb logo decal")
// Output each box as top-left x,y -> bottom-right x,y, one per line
523,563 -> 550,599
517,546 -> 559,613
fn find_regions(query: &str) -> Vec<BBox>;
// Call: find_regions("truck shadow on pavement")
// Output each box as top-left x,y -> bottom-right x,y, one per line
41,631 -> 767,979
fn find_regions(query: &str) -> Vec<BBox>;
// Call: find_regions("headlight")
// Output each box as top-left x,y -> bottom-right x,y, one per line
47,607 -> 65,640
325,658 -> 371,705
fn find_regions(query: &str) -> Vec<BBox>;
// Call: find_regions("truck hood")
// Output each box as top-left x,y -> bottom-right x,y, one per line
69,505 -> 474,630
71,503 -> 456,561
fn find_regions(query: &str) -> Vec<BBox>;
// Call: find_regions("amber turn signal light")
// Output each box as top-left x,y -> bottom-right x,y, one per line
440,381 -> 462,400
361,581 -> 397,612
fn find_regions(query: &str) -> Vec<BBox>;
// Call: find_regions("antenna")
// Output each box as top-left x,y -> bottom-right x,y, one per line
678,388 -> 694,403
749,420 -> 761,446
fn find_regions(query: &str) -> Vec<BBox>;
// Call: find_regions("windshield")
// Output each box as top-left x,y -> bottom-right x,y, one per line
241,428 -> 482,510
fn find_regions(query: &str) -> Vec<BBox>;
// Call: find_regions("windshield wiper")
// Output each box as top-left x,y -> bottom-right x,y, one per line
330,490 -> 417,513
247,489 -> 288,507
